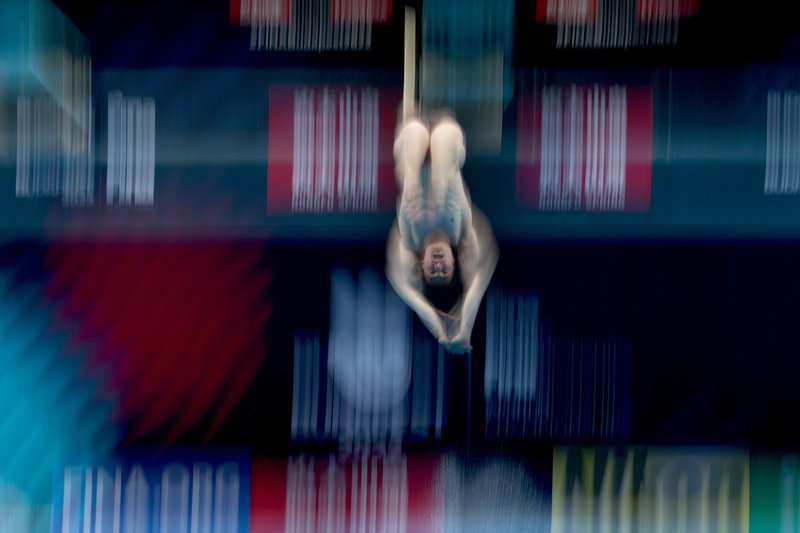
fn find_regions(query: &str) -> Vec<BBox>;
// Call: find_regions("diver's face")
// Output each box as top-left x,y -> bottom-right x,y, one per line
422,243 -> 455,286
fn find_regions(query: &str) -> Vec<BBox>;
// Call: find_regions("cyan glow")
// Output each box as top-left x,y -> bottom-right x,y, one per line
0,267 -> 117,506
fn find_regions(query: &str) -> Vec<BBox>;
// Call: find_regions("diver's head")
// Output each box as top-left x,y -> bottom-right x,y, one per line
421,240 -> 455,286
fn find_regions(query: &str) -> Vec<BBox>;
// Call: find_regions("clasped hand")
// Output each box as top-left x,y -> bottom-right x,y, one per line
434,309 -> 472,354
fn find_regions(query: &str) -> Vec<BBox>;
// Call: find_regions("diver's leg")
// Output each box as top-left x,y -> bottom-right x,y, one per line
393,117 -> 429,191
429,117 -> 466,193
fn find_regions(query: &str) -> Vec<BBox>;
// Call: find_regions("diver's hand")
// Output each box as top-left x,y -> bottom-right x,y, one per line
442,328 -> 472,354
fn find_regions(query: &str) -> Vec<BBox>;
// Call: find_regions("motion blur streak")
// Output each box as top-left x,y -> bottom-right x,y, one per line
44,243 -> 272,443
765,90 -> 800,195
420,0 -> 514,154
327,267 -> 410,449
106,92 -> 156,207
291,266 -> 452,450
516,81 -> 653,212
267,85 -> 401,215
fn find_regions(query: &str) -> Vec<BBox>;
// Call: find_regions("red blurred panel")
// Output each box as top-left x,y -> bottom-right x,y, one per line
231,0 -> 293,25
44,243 -> 272,443
267,85 -> 401,214
250,457 -> 289,532
250,454 -> 444,532
536,0 -> 598,24
515,84 -> 652,212
331,0 -> 393,24
636,0 -> 699,22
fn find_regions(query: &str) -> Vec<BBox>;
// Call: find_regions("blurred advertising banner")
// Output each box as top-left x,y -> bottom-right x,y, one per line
484,288 -> 632,442
52,449 -> 250,533
534,0 -> 699,48
552,447 -> 748,532
516,82 -> 652,212
267,85 -> 401,214
231,0 -> 393,51
290,267 -> 454,450
250,453 -> 442,532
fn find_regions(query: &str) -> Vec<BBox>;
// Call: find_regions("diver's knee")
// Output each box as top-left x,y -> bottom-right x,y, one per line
430,122 -> 466,169
395,120 -> 430,165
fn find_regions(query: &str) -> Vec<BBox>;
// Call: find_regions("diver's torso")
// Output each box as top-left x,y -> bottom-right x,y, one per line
399,165 -> 470,252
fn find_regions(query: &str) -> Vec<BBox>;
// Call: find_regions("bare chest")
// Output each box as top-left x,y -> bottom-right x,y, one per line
399,183 -> 467,251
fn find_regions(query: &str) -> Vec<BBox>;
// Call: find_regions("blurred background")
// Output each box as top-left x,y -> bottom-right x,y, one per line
3,0 -> 800,530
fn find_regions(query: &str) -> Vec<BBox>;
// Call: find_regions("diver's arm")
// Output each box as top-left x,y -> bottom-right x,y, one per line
386,224 -> 447,343
448,208 -> 499,353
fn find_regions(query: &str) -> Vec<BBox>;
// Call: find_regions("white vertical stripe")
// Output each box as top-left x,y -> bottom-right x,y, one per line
107,93 -> 118,204
113,98 -> 123,202
484,287 -> 496,432
786,93 -> 794,193
333,359 -> 341,440
306,89 -> 316,210
554,87 -> 564,209
144,99 -> 156,205
369,456 -> 378,533
62,468 -> 75,533
338,90 -> 346,209
496,288 -> 506,438
598,87 -> 607,209
302,338 -> 313,437
381,459 -> 392,533
329,89 -> 338,210
15,98 -> 28,197
782,93 -> 791,194
618,86 -> 627,208
306,458 -> 316,533
292,90 -> 302,211
794,92 -> 800,192
350,89 -> 359,211
349,460 -> 359,533
435,345 -> 444,440
365,0 -> 373,49
288,0 -> 296,50
285,459 -> 296,532
44,99 -> 52,195
31,99 -> 39,193
82,468 -> 92,533
515,295 -> 524,431
133,98 -> 144,205
766,93 -> 778,193
539,91 -> 549,209
357,90 -> 367,210
370,90 -> 379,210
505,294 -> 516,438
311,335 -> 320,437
292,337 -> 302,439
791,93 -> 800,193
567,86 -> 578,209
124,100 -> 135,205
787,92 -> 795,193
342,88 -> 352,211
304,0 -> 312,51
314,90 -> 323,211
398,457 -> 408,533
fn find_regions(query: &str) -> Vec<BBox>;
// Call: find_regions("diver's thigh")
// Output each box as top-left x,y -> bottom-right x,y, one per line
395,118 -> 430,169
430,119 -> 464,166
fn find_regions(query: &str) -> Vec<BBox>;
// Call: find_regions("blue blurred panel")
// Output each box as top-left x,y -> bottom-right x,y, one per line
51,448 -> 250,533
